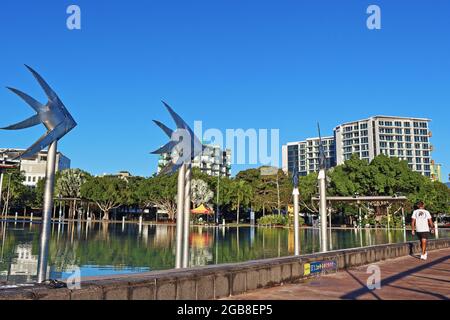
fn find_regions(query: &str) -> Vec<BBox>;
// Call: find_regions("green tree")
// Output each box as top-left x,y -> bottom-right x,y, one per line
55,168 -> 91,218
1,169 -> 34,214
134,174 -> 178,221
81,176 -> 128,220
228,180 -> 253,224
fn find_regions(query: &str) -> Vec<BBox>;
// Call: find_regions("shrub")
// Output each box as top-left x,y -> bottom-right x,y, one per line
257,214 -> 288,226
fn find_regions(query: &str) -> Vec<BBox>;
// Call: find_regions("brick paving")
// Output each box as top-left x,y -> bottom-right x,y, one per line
227,248 -> 450,300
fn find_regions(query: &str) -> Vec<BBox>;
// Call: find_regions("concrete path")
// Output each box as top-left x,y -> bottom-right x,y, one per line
227,248 -> 450,300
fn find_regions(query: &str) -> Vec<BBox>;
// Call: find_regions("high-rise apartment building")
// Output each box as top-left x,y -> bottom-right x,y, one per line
282,116 -> 434,178
334,116 -> 432,177
282,136 -> 336,176
157,144 -> 232,177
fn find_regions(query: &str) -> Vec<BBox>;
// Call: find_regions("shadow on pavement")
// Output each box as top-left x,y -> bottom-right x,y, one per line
340,254 -> 450,300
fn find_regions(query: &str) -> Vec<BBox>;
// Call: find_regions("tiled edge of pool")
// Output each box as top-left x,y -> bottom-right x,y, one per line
1,238 -> 449,300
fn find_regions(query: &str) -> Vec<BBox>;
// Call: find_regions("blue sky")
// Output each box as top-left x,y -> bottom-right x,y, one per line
0,0 -> 449,180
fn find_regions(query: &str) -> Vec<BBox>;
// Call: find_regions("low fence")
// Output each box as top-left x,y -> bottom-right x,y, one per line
1,238 -> 449,300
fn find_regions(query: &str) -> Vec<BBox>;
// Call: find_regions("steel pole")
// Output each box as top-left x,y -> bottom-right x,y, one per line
358,206 -> 362,229
0,170 -> 4,215
318,169 -> 328,252
216,174 -> 220,224
37,141 -> 57,283
182,164 -> 192,268
293,188 -> 300,256
175,164 -> 186,269
401,207 -> 406,230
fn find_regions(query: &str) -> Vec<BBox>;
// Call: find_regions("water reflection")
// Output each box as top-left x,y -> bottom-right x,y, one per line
0,220 -> 448,286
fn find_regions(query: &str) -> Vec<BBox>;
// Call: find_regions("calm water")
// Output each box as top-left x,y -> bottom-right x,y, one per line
0,220 -> 448,285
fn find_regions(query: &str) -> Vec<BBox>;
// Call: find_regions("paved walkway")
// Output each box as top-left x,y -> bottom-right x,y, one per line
228,248 -> 450,300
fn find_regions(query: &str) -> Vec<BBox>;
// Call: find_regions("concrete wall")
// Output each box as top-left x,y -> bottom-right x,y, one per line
1,238 -> 449,300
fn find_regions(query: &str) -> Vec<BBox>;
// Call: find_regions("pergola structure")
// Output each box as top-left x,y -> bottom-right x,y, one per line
312,195 -> 409,229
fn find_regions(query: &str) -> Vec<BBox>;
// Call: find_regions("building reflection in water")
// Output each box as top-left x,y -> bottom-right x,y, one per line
189,227 -> 213,268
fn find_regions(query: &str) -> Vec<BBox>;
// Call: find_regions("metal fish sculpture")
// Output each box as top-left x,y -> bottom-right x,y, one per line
152,101 -> 204,175
1,65 -> 77,159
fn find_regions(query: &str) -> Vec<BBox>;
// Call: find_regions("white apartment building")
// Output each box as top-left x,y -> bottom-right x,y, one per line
282,136 -> 336,176
0,148 -> 71,187
334,116 -> 432,177
157,144 -> 232,177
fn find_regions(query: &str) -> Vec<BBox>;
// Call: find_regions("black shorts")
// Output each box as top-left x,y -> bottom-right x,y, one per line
417,232 -> 429,240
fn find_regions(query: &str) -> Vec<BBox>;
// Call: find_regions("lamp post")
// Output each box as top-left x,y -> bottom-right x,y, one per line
216,173 -> 220,225
292,163 -> 300,256
317,124 -> 328,252
0,161 -> 4,214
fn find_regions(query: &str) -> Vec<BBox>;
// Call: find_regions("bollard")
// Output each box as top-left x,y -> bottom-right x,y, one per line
30,212 -> 34,222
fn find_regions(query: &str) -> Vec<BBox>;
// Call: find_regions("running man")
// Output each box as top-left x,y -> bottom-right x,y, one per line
411,201 -> 435,261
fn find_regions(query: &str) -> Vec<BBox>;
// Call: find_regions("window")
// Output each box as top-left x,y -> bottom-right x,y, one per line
395,121 -> 402,127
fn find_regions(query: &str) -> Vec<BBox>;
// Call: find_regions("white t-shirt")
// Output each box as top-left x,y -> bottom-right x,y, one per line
412,209 -> 432,232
